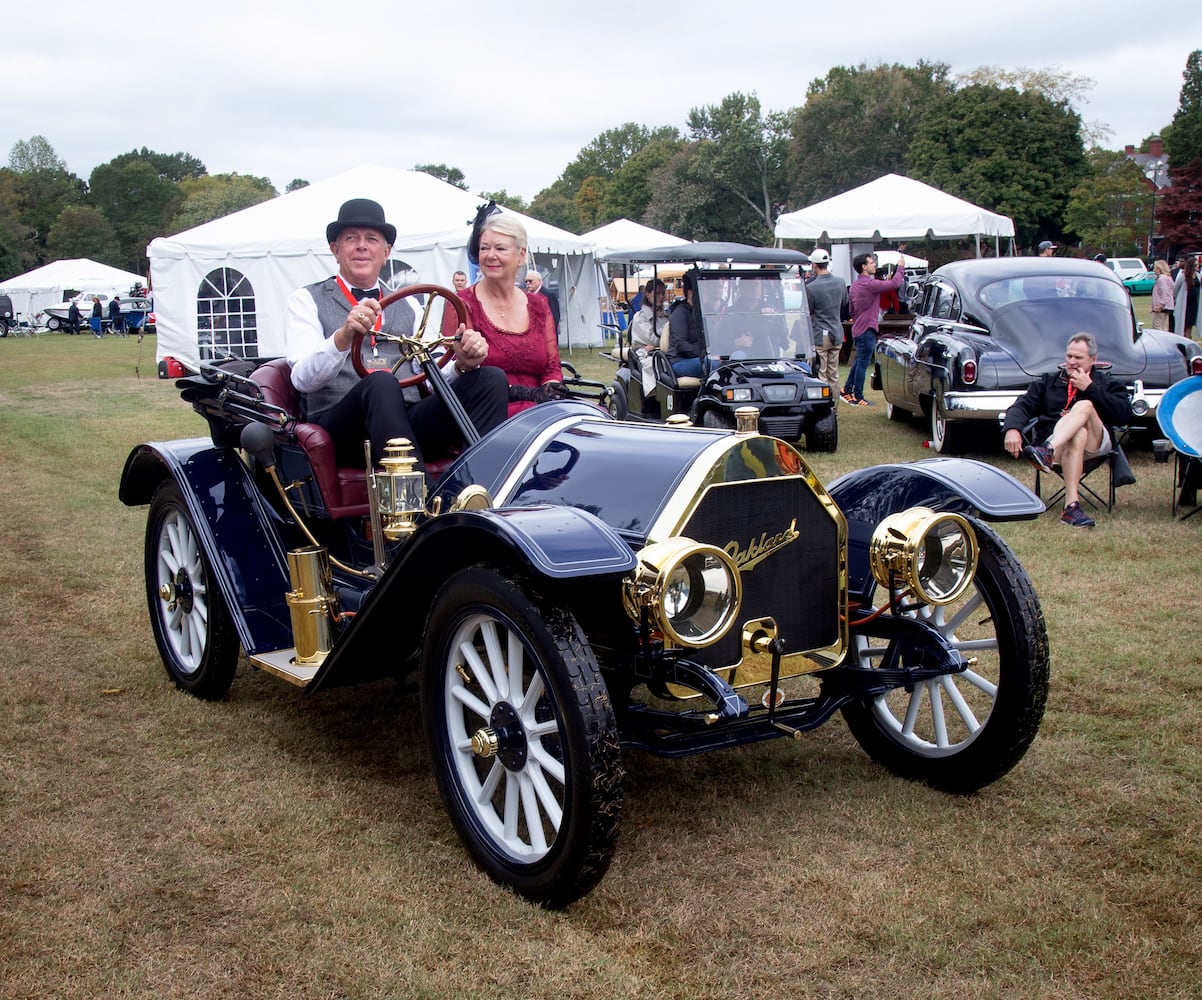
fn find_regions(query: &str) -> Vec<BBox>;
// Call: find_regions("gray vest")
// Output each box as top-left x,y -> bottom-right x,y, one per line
302,277 -> 416,420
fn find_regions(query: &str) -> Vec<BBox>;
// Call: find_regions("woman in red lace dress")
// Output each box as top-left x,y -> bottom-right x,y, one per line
443,214 -> 565,417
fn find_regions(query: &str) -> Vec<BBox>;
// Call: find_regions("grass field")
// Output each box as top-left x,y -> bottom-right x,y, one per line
1,330 -> 1200,999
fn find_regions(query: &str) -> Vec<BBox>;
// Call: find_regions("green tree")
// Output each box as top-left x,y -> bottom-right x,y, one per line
602,135 -> 684,223
787,62 -> 953,209
6,136 -> 87,267
909,84 -> 1087,248
956,64 -> 1109,146
9,135 -> 67,172
644,144 -> 762,243
560,123 -> 679,191
0,169 -> 31,276
1165,50 -> 1202,169
684,92 -> 790,241
477,189 -> 529,213
46,205 -> 120,263
106,147 -> 205,182
415,163 -> 468,190
528,180 -> 580,232
529,123 -> 680,231
89,156 -> 186,271
1064,151 -> 1149,256
574,176 -> 608,231
286,178 -> 310,192
170,173 -> 277,231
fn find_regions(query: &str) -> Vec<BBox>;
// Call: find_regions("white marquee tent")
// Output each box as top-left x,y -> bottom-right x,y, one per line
775,173 -> 1015,245
149,165 -> 603,364
0,258 -> 146,328
580,218 -> 689,256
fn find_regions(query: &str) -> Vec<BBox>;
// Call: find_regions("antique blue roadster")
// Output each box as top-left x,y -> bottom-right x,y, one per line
120,285 -> 1050,907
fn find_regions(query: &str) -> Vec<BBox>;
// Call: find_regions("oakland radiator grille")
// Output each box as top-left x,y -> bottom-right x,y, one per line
680,475 -> 839,668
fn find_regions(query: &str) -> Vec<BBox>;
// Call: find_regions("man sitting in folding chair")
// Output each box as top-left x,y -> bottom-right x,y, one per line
1002,332 -> 1134,528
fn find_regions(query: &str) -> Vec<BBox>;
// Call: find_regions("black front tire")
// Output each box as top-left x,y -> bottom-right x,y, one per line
144,482 -> 240,700
607,381 -> 628,421
841,522 -> 1049,793
421,567 -> 623,908
806,409 -> 838,452
700,407 -> 736,430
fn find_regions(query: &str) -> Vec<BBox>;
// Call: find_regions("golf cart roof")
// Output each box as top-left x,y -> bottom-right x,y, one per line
601,242 -> 811,267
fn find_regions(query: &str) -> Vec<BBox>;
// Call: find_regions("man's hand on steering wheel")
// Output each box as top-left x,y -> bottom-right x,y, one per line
337,297 -> 381,352
350,284 -> 476,386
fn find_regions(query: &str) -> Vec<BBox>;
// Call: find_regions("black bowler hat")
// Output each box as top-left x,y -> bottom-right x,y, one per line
326,198 -> 396,245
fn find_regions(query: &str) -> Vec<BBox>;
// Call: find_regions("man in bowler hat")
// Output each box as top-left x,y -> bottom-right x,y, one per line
283,197 -> 507,472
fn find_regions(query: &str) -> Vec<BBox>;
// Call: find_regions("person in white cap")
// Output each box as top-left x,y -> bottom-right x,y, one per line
805,249 -> 847,404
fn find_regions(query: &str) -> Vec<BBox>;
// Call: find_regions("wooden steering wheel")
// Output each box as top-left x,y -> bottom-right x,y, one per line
350,283 -> 470,387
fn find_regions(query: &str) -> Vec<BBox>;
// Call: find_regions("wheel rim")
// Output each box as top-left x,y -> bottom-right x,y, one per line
154,507 -> 212,676
850,580 -> 999,757
442,612 -> 567,864
931,405 -> 948,451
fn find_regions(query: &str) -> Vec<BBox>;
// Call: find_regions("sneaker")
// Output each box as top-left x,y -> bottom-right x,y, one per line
840,389 -> 855,403
855,397 -> 875,406
1060,501 -> 1095,528
1023,443 -> 1055,474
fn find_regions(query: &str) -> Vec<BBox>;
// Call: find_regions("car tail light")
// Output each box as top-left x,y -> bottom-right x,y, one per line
1191,355 -> 1202,377
961,359 -> 977,385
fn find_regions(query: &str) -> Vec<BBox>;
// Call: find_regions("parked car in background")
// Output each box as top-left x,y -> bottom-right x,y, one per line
43,291 -> 153,331
1122,271 -> 1157,295
1105,257 -> 1148,281
873,257 -> 1202,452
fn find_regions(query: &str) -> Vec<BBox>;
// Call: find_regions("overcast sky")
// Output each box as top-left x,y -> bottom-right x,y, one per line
5,1 -> 1192,210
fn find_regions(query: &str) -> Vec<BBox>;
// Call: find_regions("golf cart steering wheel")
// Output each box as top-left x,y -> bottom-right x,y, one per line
350,284 -> 470,387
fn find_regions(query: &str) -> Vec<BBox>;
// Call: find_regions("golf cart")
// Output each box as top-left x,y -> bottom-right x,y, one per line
602,243 -> 838,452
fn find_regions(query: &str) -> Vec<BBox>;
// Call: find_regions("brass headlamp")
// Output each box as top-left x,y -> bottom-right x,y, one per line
623,537 -> 742,647
868,507 -> 978,605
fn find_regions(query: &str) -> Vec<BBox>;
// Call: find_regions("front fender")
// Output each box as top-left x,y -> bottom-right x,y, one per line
828,457 -> 1043,598
308,505 -> 638,692
120,439 -> 294,654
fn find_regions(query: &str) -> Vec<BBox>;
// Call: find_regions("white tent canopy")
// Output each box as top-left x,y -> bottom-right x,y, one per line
580,218 -> 689,256
775,174 -> 1015,243
0,258 -> 146,327
149,164 -> 602,364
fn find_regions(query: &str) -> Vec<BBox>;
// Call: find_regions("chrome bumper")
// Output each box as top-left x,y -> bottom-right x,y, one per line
946,380 -> 1164,425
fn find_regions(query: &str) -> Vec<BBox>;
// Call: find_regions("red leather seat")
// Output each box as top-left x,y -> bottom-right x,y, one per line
251,359 -> 370,518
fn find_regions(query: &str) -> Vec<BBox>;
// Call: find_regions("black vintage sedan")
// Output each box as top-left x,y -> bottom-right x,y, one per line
873,257 -> 1202,453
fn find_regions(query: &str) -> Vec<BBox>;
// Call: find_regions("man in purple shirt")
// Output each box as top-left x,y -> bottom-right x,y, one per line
842,245 -> 907,405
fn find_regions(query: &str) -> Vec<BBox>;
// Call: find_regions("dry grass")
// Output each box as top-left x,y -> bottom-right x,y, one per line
2,332 -> 1200,999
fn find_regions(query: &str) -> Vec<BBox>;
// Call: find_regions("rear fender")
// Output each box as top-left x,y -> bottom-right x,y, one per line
120,439 -> 294,654
828,457 -> 1043,598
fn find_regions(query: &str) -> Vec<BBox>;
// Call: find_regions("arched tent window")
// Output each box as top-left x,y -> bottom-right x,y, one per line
197,268 -> 258,360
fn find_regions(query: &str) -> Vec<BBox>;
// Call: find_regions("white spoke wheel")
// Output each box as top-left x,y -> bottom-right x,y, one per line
841,521 -> 1049,793
144,483 -> 239,700
421,567 -> 622,908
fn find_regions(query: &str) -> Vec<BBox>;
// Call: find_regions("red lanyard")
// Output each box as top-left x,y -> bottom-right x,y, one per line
335,276 -> 382,353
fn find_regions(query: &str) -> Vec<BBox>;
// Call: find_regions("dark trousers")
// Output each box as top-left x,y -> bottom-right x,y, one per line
843,328 -> 876,399
316,367 -> 508,470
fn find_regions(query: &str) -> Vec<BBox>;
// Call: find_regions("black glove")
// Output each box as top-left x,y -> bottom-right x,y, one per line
509,382 -> 571,404
533,381 -> 571,403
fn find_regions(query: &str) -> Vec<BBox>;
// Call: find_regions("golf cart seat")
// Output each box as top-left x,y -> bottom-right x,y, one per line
614,324 -> 703,392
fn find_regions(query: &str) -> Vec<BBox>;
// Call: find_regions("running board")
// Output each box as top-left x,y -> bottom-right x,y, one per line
249,649 -> 320,687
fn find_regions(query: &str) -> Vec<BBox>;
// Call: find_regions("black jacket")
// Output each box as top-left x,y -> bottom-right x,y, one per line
1002,364 -> 1132,442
